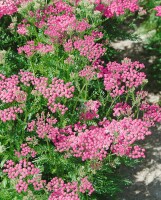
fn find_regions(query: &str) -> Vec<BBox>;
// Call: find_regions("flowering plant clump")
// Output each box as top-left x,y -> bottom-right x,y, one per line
0,0 -> 161,200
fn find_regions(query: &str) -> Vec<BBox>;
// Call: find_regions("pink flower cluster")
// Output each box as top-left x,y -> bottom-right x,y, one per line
0,73 -> 24,122
98,58 -> 146,97
108,117 -> 151,158
47,177 -> 79,200
55,126 -> 113,161
17,23 -> 30,35
140,103 -> 161,126
0,74 -> 25,103
25,1 -> 90,44
0,0 -> 31,18
18,41 -> 53,57
3,159 -> 45,193
154,6 -> 161,16
79,65 -> 97,80
47,176 -> 94,199
0,107 -> 23,122
31,112 -> 59,139
80,100 -> 101,120
113,102 -> 132,117
74,35 -> 106,62
79,177 -> 94,195
94,0 -> 139,18
28,108 -> 154,160
15,143 -> 37,158
19,70 -> 74,114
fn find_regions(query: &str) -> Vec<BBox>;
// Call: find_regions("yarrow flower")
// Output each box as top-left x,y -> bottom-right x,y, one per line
18,41 -> 54,57
154,6 -> 161,17
113,102 -> 132,117
0,0 -> 32,18
94,0 -> 139,18
80,100 -> 101,120
98,58 -> 146,97
3,159 -> 45,193
140,103 -> 161,126
74,35 -> 106,62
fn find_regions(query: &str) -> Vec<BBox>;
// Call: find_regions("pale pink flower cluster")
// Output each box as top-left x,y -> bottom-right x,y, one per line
98,59 -> 146,97
17,23 -> 30,35
63,39 -> 74,52
0,107 -> 23,122
15,143 -> 37,158
113,102 -> 132,117
0,73 -> 25,122
95,0 -> 139,18
79,177 -> 94,195
80,100 -> 101,120
18,41 -> 53,57
3,159 -> 44,193
0,0 -> 32,18
32,112 -> 59,139
136,90 -> 148,101
0,74 -> 22,103
79,65 -> 97,80
79,59 -> 104,80
154,6 -> 161,16
74,35 -> 106,62
140,103 -> 161,126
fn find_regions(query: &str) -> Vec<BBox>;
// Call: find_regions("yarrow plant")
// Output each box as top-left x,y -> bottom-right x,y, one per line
0,0 -> 161,200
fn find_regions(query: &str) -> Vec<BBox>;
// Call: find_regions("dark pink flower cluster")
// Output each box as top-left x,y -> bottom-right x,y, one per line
113,102 -> 132,117
47,176 -> 94,199
15,143 -> 37,158
25,1 -> 90,44
47,177 -> 79,200
140,103 -> 161,126
108,117 -> 151,158
98,58 -> 146,97
74,35 -> 106,62
19,70 -> 74,114
0,0 -> 32,18
18,41 -> 53,57
95,0 -> 139,18
80,100 -> 101,120
154,6 -> 161,16
3,159 -> 44,193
